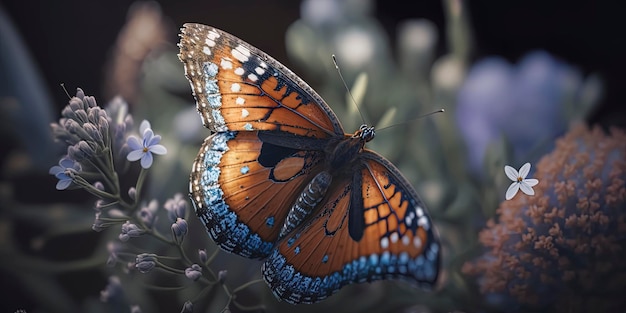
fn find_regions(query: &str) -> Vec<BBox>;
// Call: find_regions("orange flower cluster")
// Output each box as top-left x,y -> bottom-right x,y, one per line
463,124 -> 626,313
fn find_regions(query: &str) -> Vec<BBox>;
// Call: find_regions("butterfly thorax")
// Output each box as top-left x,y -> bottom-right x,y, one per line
325,124 -> 375,171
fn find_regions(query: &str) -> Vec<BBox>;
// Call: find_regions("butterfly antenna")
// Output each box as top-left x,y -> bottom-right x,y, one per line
376,109 -> 445,131
60,83 -> 71,99
332,54 -> 367,125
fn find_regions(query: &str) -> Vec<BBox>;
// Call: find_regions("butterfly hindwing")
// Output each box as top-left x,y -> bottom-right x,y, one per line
190,131 -> 325,259
178,23 -> 343,138
262,151 -> 440,304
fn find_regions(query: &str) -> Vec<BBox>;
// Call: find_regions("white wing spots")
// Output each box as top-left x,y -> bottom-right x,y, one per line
234,67 -> 245,76
380,236 -> 389,249
406,211 -> 415,226
204,37 -> 216,48
241,108 -> 249,118
220,58 -> 233,69
402,235 -> 410,246
235,97 -> 245,105
260,62 -> 268,69
390,232 -> 399,244
247,73 -> 258,82
243,123 -> 253,131
416,206 -> 424,217
417,216 -> 430,230
232,44 -> 251,62
207,29 -> 220,41
413,236 -> 422,248
203,46 -> 211,55
254,67 -> 266,75
231,83 -> 241,92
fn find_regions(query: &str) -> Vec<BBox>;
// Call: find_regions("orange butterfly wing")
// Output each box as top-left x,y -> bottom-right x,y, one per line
262,151 -> 440,304
180,23 -> 345,258
190,131 -> 327,258
179,23 -> 343,138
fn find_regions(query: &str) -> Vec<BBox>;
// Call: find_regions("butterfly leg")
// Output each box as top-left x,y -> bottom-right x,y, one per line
279,171 -> 332,239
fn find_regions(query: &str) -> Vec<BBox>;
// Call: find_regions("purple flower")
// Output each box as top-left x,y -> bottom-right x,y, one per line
164,193 -> 187,222
198,249 -> 208,264
119,221 -> 144,241
184,264 -> 202,281
218,270 -> 227,283
171,218 -> 188,245
106,241 -> 121,267
135,253 -> 157,273
455,51 -> 581,174
138,199 -> 159,229
126,120 -> 167,169
49,158 -> 81,190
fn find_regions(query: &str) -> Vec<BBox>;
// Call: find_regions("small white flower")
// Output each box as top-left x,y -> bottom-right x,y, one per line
504,162 -> 539,200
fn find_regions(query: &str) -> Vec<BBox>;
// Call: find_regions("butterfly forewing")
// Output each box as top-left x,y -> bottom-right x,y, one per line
262,152 -> 440,304
178,23 -> 343,138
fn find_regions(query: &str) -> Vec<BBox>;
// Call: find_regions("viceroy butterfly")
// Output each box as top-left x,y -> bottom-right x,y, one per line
178,23 -> 440,304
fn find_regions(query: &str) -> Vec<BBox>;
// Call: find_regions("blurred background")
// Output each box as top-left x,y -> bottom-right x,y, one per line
2,0 -> 626,313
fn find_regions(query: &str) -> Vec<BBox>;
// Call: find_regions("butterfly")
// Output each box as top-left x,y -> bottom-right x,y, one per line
178,23 -> 440,304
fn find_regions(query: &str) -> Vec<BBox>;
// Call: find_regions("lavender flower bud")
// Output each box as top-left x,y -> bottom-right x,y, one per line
67,143 -> 86,161
165,193 -> 187,222
106,241 -> 120,267
185,264 -> 202,281
218,270 -> 227,283
78,140 -> 95,156
66,119 -> 91,142
67,98 -> 83,115
83,122 -> 104,147
128,187 -> 137,200
171,218 -> 188,245
135,253 -> 157,273
138,200 -> 159,229
75,109 -> 89,124
198,249 -> 208,263
93,181 -> 104,191
75,88 -> 86,100
120,221 -> 144,242
92,212 -> 106,232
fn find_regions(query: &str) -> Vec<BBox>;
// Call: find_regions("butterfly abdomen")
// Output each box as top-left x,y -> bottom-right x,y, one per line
279,171 -> 332,239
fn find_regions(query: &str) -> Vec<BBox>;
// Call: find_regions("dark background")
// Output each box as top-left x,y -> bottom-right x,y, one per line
3,0 -> 626,126
2,0 -> 626,312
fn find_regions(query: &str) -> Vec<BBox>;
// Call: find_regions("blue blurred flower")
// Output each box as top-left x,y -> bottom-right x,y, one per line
456,51 -> 582,174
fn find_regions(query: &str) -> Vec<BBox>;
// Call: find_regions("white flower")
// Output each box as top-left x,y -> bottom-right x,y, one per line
504,162 -> 539,200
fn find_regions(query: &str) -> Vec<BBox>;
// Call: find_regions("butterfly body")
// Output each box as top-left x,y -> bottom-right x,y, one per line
180,23 -> 440,304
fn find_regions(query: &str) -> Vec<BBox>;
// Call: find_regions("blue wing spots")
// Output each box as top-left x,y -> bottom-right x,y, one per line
193,132 -> 274,259
294,246 -> 300,255
266,216 -> 275,227
286,232 -> 300,248
262,244 -> 439,304
240,165 -> 250,174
